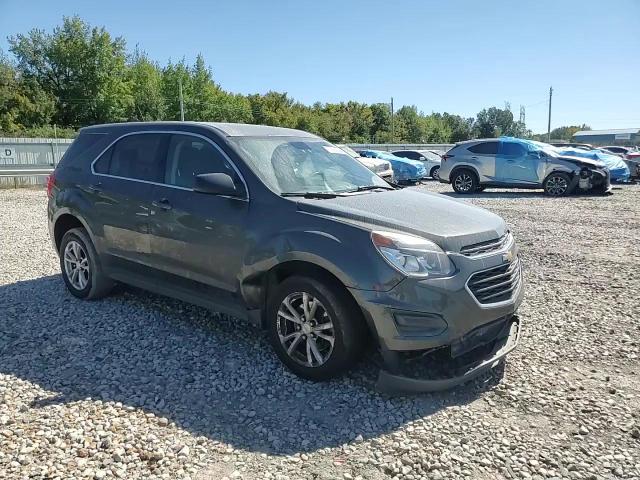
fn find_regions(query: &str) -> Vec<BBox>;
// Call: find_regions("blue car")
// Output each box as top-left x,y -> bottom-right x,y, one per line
554,147 -> 630,182
359,150 -> 427,183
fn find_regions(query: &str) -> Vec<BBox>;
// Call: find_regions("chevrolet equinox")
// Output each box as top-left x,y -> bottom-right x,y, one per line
48,122 -> 523,392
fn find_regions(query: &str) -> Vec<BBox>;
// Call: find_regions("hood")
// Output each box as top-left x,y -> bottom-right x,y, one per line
297,189 -> 507,252
357,156 -> 385,169
555,154 -> 607,169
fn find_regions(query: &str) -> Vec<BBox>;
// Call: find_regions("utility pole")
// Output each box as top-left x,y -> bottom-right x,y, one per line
179,78 -> 185,121
390,97 -> 394,144
547,86 -> 553,142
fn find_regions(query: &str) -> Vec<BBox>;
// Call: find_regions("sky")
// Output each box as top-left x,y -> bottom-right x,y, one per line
1,0 -> 639,133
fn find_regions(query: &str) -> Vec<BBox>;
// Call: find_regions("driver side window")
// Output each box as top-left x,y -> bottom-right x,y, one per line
164,134 -> 241,192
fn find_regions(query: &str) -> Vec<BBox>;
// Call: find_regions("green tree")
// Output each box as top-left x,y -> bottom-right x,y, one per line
8,16 -> 131,127
0,52 -> 55,134
127,48 -> 165,121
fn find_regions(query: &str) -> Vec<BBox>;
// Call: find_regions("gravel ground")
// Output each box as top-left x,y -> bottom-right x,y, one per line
1,183 -> 639,480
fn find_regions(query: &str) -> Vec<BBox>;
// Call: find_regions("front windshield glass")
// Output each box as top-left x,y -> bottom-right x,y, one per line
418,150 -> 442,161
231,137 -> 389,194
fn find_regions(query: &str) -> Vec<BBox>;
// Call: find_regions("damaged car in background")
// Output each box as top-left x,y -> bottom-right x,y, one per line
439,137 -> 612,196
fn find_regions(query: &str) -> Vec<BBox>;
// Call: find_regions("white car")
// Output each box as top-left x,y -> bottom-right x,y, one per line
392,150 -> 442,179
336,145 -> 394,182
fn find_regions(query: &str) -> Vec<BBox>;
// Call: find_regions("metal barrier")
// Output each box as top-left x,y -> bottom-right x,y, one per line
0,137 -> 71,187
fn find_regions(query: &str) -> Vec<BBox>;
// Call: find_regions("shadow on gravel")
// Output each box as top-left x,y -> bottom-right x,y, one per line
0,275 -> 503,456
441,191 -> 547,200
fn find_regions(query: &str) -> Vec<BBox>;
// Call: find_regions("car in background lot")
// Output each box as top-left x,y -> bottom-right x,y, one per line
392,149 -> 442,179
550,142 -> 594,150
439,137 -> 611,196
358,150 -> 427,183
336,144 -> 394,182
600,146 -> 640,179
48,121 -> 522,392
553,146 -> 630,183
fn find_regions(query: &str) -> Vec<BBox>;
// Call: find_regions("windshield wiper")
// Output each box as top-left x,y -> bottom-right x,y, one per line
341,185 -> 396,193
281,192 -> 339,199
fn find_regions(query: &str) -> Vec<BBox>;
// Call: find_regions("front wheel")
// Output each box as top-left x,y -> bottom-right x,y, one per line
451,169 -> 478,194
430,166 -> 440,180
543,172 -> 571,196
267,276 -> 365,381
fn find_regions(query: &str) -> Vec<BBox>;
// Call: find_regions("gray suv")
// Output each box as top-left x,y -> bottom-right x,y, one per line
439,138 -> 611,196
48,122 -> 523,392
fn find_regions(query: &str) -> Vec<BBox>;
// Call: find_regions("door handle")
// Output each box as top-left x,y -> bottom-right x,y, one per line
471,156 -> 478,160
152,198 -> 172,211
87,182 -> 102,193
506,159 -> 515,163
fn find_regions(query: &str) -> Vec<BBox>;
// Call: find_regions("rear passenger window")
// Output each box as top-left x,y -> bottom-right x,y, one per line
468,142 -> 498,155
95,134 -> 166,182
164,134 -> 237,189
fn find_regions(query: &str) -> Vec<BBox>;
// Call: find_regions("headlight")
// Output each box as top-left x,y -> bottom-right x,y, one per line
371,231 -> 454,277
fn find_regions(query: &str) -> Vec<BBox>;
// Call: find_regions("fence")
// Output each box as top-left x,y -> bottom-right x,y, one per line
0,138 -> 454,188
0,137 -> 73,187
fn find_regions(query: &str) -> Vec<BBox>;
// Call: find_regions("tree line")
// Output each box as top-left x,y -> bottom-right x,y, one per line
0,16 -> 588,142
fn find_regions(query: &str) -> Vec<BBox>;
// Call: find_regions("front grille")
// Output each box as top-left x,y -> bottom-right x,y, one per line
460,232 -> 511,256
468,259 -> 521,304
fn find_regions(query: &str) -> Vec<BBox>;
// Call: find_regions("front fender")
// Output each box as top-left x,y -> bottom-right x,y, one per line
240,225 -> 405,308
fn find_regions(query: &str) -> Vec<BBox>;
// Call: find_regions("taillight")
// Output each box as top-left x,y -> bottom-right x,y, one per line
442,154 -> 454,162
47,173 -> 56,198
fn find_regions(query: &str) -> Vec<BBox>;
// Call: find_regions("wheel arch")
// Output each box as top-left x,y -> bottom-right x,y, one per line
450,165 -> 480,183
52,211 -> 95,253
249,259 -> 368,332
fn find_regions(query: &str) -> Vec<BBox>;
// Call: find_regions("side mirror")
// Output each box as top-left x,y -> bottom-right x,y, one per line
419,156 -> 426,161
193,173 -> 241,197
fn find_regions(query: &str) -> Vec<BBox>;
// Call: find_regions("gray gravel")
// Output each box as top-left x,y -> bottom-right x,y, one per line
1,183 -> 639,480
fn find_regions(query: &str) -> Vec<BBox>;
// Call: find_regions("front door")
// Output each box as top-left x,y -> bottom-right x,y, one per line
496,141 -> 539,184
149,133 -> 250,300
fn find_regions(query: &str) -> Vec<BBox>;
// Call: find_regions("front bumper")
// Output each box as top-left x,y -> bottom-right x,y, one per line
349,240 -> 523,392
377,316 -> 520,393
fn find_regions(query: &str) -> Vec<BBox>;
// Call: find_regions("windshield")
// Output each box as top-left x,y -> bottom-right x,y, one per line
231,137 -> 389,194
418,150 -> 442,161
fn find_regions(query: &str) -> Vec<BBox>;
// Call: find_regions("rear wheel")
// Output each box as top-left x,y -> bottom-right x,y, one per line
59,228 -> 113,299
267,275 -> 365,381
543,172 -> 570,196
451,169 -> 478,194
430,166 -> 440,180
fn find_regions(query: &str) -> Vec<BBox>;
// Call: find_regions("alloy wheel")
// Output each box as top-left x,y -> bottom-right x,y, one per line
432,167 -> 440,179
63,240 -> 90,290
454,173 -> 473,192
277,292 -> 335,367
546,176 -> 568,196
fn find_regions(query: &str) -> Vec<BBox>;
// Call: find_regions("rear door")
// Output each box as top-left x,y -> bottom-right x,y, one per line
90,132 -> 168,270
466,141 -> 498,180
149,133 -> 250,303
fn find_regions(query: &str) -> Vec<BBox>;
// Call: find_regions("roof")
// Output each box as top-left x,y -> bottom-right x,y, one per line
81,121 -> 318,138
573,128 -> 640,137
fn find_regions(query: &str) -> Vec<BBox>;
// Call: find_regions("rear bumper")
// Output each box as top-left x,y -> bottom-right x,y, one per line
377,316 -> 520,393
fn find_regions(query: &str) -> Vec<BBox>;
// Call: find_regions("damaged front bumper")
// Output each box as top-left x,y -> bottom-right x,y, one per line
377,316 -> 520,393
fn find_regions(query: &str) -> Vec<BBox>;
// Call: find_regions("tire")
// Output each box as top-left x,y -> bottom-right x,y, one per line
543,172 -> 571,197
430,166 -> 440,180
59,227 -> 113,300
266,275 -> 366,381
451,169 -> 478,194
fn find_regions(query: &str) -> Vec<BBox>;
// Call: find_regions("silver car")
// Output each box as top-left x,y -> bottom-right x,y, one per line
392,150 -> 442,179
439,138 -> 612,196
336,144 -> 394,182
